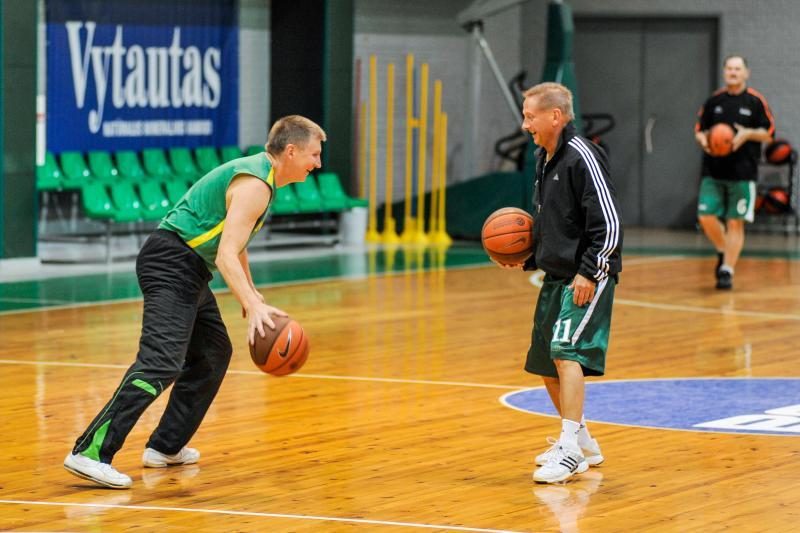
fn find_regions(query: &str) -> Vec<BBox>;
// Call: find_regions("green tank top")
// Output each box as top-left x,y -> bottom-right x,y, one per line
159,153 -> 275,270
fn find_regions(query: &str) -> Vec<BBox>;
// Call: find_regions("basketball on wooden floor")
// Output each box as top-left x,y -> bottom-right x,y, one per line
250,315 -> 310,376
708,123 -> 735,157
481,207 -> 533,266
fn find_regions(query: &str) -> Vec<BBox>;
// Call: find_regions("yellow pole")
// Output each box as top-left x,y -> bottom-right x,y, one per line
433,111 -> 452,245
359,100 -> 367,200
401,54 -> 416,242
365,55 -> 381,243
383,63 -> 399,244
414,63 -> 429,244
429,80 -> 442,236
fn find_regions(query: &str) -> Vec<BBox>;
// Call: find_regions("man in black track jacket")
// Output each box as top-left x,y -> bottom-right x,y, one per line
516,82 -> 623,484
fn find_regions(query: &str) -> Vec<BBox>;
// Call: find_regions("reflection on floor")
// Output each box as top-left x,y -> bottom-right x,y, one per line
0,227 -> 797,313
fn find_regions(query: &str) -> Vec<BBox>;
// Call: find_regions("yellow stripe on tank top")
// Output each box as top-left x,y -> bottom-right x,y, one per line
187,167 -> 273,249
187,219 -> 226,249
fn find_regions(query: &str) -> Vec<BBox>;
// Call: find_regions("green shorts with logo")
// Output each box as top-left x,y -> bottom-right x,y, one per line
697,177 -> 756,222
525,274 -> 616,378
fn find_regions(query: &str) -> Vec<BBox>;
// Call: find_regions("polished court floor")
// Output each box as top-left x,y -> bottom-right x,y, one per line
0,228 -> 798,532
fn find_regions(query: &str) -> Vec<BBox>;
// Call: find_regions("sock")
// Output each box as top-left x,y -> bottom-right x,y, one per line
577,415 -> 593,448
719,264 -> 734,275
560,419 -> 580,449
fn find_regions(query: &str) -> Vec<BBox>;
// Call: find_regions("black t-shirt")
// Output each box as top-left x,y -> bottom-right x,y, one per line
696,87 -> 775,181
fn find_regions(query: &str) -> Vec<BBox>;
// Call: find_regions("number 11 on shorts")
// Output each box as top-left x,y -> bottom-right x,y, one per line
553,318 -> 572,343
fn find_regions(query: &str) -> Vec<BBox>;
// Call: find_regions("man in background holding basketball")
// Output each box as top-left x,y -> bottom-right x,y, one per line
695,55 -> 775,290
517,82 -> 622,484
64,116 -> 325,489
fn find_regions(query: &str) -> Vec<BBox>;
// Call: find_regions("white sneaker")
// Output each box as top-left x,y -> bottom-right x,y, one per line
578,438 -> 604,466
533,444 -> 588,484
64,453 -> 132,489
536,437 -> 604,466
142,447 -> 200,468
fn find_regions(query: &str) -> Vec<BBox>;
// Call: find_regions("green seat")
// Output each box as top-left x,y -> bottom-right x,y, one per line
194,146 -> 221,174
37,152 -> 63,191
80,181 -> 116,220
221,145 -> 243,162
317,172 -> 366,210
245,145 -> 263,156
164,179 -> 189,205
116,150 -> 152,183
108,180 -> 144,222
141,148 -> 176,181
141,148 -> 192,204
270,183 -> 300,215
87,151 -> 120,182
59,151 -> 94,189
169,147 -> 202,183
138,179 -> 171,220
293,175 -> 325,213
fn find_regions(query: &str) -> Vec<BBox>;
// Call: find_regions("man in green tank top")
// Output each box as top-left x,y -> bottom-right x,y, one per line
64,116 -> 326,489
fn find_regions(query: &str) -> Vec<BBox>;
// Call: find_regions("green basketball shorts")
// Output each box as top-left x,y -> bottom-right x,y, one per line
697,176 -> 756,222
525,274 -> 616,378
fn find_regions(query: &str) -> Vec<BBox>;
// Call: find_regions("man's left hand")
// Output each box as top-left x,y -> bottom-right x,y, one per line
569,274 -> 596,306
732,123 -> 750,152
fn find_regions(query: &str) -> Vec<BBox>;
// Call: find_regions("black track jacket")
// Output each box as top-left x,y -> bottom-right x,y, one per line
523,123 -> 623,282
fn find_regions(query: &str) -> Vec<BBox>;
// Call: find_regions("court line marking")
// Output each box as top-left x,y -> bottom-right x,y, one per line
0,359 -> 525,390
0,499 -> 524,533
498,377 -> 800,437
527,270 -> 800,321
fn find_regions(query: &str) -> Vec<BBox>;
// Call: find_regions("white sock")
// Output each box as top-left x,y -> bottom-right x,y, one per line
578,415 -> 593,448
560,419 -> 580,449
719,264 -> 734,274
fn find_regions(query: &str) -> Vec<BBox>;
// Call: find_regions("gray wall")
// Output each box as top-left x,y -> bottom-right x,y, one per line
238,0 -> 271,148
521,0 -> 798,145
351,0 -> 800,207
354,0 -> 523,204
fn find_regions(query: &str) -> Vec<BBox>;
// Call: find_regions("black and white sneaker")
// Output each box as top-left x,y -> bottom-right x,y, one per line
715,252 -> 724,277
716,268 -> 733,290
533,444 -> 588,484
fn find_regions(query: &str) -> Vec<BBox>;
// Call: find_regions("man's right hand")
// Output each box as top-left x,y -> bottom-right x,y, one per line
246,302 -> 288,345
695,131 -> 711,154
491,259 -> 523,270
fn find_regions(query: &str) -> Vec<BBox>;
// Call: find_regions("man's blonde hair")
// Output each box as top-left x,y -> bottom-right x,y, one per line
266,115 -> 327,156
523,82 -> 574,121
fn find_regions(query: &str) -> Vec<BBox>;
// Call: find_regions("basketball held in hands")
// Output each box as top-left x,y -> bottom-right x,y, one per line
708,123 -> 735,157
481,207 -> 534,267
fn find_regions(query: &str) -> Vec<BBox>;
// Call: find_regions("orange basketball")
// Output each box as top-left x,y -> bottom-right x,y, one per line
249,315 -> 310,376
708,123 -> 735,157
765,139 -> 793,165
481,207 -> 534,266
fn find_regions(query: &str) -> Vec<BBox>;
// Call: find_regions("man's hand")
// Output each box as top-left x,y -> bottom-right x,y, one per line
732,123 -> 750,152
491,259 -> 524,270
695,131 -> 711,154
569,274 -> 596,306
246,302 -> 288,346
242,291 -> 265,318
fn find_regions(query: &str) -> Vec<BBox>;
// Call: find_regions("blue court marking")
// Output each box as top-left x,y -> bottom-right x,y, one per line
501,378 -> 800,436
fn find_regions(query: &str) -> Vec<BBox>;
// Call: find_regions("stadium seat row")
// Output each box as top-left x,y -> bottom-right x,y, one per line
36,146 -> 366,223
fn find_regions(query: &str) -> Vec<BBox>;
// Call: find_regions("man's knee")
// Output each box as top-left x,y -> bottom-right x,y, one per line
553,358 -> 581,372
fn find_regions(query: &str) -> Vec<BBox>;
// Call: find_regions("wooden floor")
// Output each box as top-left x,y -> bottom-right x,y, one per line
1,250 -> 799,532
